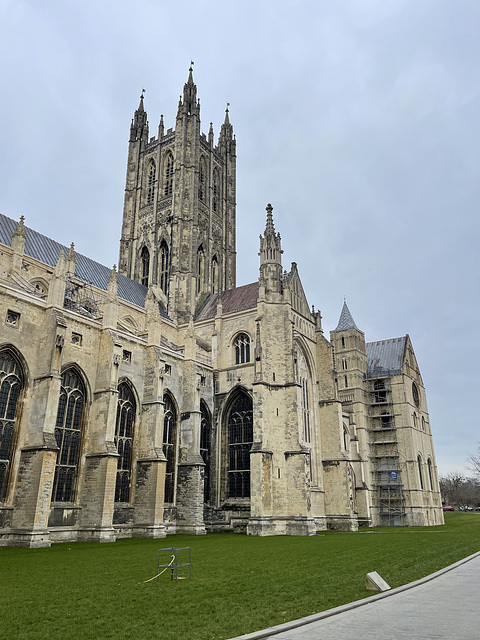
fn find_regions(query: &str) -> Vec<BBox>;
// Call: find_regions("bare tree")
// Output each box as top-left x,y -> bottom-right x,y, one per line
439,472 -> 480,508
467,443 -> 480,479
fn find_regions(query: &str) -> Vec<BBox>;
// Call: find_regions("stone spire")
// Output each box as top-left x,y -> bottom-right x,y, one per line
332,300 -> 362,333
130,89 -> 149,143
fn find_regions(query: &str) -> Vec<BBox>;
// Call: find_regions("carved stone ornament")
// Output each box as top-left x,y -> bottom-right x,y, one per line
113,353 -> 121,365
55,334 -> 65,348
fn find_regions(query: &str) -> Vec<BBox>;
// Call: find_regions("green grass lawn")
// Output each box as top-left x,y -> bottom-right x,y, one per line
1,512 -> 479,640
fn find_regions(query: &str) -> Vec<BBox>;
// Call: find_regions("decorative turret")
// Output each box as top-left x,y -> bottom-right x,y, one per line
218,104 -> 234,152
11,216 -> 26,274
130,90 -> 149,143
259,204 -> 283,299
177,63 -> 199,117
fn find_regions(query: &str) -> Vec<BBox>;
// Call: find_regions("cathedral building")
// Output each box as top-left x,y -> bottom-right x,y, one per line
0,69 -> 443,547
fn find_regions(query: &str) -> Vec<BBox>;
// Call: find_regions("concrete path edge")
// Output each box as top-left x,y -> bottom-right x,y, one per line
230,550 -> 480,640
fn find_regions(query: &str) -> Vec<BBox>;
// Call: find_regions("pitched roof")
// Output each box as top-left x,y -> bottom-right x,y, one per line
195,282 -> 259,320
332,301 -> 362,333
366,337 -> 406,378
0,213 -> 149,309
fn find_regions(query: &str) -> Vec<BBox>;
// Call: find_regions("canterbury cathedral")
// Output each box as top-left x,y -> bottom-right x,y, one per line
0,69 -> 443,547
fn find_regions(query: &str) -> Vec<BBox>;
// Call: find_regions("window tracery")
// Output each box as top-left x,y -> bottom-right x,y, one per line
234,334 -> 250,365
146,161 -> 156,204
159,241 -> 169,294
163,393 -> 177,503
52,368 -> 86,502
200,401 -> 211,503
164,153 -> 174,196
114,382 -> 136,502
227,392 -> 253,498
0,350 -> 24,500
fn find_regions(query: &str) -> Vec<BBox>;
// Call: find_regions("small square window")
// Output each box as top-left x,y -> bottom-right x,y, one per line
164,364 -> 172,375
71,332 -> 82,346
122,350 -> 132,364
6,310 -> 20,326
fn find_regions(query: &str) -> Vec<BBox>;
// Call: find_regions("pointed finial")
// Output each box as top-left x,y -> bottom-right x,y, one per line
112,264 -> 117,272
13,215 -> 26,238
138,89 -> 145,112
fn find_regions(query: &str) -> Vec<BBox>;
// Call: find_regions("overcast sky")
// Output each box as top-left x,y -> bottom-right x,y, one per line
1,0 -> 479,477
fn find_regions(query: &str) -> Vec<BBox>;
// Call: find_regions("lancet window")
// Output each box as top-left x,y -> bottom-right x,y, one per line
164,153 -> 174,196
200,401 -> 211,503
163,393 -> 177,503
52,368 -> 86,502
0,350 -> 24,501
198,157 -> 206,201
141,247 -> 150,287
197,246 -> 205,294
114,382 -> 136,502
159,241 -> 169,294
213,169 -> 219,212
227,392 -> 253,499
146,161 -> 156,204
212,256 -> 218,294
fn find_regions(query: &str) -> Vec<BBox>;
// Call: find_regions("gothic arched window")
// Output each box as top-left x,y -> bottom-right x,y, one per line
114,382 -> 136,503
52,368 -> 86,502
146,160 -> 156,204
164,153 -> 174,197
417,455 -> 424,490
200,401 -> 211,503
159,241 -> 169,295
297,348 -> 311,443
213,169 -> 219,213
141,246 -> 150,287
196,245 -> 205,294
0,349 -> 24,501
198,157 -> 207,202
212,255 -> 218,294
227,391 -> 253,498
427,458 -> 434,490
163,393 -> 177,503
234,334 -> 250,365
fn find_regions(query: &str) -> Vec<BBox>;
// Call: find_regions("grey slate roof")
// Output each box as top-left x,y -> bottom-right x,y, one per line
195,282 -> 259,320
0,213 -> 151,310
332,301 -> 362,333
366,336 -> 406,378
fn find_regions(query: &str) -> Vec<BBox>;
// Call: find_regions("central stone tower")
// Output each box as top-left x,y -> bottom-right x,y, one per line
118,66 -> 237,323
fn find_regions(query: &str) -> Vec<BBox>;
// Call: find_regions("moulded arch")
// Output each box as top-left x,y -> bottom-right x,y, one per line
117,377 -> 140,409
60,362 -> 92,406
293,336 -> 316,379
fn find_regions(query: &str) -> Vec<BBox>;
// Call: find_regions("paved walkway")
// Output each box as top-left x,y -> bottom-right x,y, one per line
231,551 -> 480,640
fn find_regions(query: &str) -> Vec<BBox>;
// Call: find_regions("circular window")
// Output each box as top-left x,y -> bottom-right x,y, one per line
412,381 -> 420,408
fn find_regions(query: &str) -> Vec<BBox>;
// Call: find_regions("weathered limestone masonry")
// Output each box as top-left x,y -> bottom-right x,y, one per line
0,68 -> 444,546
